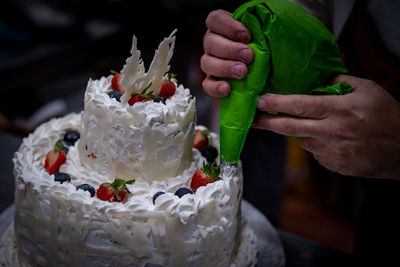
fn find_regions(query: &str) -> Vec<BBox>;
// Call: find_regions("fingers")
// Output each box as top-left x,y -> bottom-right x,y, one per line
200,54 -> 247,79
203,31 -> 254,63
312,153 -> 356,176
201,9 -> 254,98
312,153 -> 339,173
257,94 -> 333,119
206,9 -> 251,43
331,74 -> 363,86
298,137 -> 325,154
202,76 -> 231,97
252,113 -> 320,138
299,136 -> 365,177
297,137 -> 346,175
331,74 -> 376,92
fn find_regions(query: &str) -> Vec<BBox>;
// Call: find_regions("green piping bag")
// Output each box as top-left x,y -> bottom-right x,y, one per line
220,0 -> 351,164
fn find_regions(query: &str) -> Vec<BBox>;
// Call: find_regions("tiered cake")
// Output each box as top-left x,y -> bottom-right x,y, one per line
5,30 -> 257,266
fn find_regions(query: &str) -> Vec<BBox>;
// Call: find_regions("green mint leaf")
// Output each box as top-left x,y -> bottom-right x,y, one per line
140,82 -> 152,95
121,185 -> 131,194
201,130 -> 209,137
167,73 -> 177,81
203,162 -> 221,179
110,70 -> 119,75
112,178 -> 125,188
145,90 -> 156,100
54,140 -> 64,152
112,187 -> 121,201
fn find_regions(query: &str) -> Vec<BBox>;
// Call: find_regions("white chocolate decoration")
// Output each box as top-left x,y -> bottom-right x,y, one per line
120,29 -> 176,104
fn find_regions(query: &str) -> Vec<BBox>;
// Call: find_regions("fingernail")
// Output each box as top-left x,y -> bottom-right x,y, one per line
231,64 -> 245,78
238,31 -> 250,42
218,84 -> 230,96
257,98 -> 267,109
239,48 -> 253,63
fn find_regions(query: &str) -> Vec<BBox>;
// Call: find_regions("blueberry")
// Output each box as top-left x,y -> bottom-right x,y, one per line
152,191 -> 165,204
76,184 -> 95,197
54,172 -> 71,184
64,130 -> 80,146
175,187 -> 193,198
154,97 -> 166,104
62,146 -> 69,154
200,145 -> 219,163
108,90 -> 122,102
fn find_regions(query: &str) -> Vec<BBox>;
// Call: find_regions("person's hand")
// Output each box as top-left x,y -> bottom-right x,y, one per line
253,75 -> 400,180
201,9 -> 254,97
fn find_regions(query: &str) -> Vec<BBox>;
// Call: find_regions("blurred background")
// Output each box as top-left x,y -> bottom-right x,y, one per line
0,0 -> 362,255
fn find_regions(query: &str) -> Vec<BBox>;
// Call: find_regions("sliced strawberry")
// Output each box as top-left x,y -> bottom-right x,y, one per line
97,185 -> 127,202
128,83 -> 155,106
190,162 -> 221,192
96,178 -> 135,202
194,129 -> 209,151
111,73 -> 125,94
128,94 -> 150,106
44,140 -> 67,175
159,73 -> 176,99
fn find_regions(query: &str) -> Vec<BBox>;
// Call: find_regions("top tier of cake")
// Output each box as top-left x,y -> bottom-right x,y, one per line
78,30 -> 197,182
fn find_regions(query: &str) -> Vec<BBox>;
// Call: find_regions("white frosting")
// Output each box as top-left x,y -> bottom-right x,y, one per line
78,76 -> 196,182
1,218 -> 257,267
13,114 -> 246,266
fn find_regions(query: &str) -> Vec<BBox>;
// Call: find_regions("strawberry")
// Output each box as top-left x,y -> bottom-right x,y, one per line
96,178 -> 135,202
111,71 -> 125,94
128,94 -> 150,106
159,73 -> 176,99
194,129 -> 209,151
128,83 -> 156,106
44,140 -> 67,175
190,162 -> 221,192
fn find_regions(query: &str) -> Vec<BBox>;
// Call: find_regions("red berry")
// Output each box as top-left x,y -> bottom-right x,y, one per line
96,185 -> 127,202
191,170 -> 212,193
96,178 -> 135,202
159,81 -> 176,99
128,94 -> 150,106
44,141 -> 67,175
128,83 -> 155,106
190,163 -> 220,192
194,129 -> 209,151
111,73 -> 125,94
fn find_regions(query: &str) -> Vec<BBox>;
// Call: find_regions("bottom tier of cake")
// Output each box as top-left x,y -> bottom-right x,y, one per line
1,217 -> 257,267
11,114 -> 256,266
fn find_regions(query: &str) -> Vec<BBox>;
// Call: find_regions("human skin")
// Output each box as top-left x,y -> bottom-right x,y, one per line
201,9 -> 400,179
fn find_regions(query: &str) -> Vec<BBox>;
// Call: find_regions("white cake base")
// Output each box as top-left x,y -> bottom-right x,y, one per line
0,217 -> 257,267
